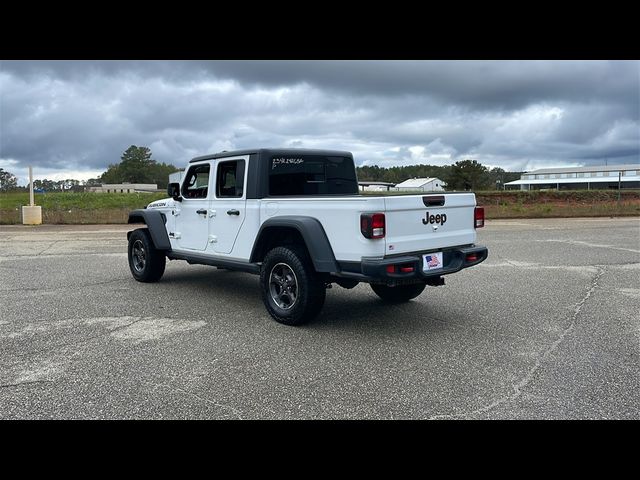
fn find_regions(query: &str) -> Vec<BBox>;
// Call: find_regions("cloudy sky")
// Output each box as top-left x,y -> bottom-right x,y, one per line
1,60 -> 638,185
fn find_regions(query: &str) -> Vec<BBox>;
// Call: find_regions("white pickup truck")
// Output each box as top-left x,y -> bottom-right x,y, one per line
127,148 -> 487,325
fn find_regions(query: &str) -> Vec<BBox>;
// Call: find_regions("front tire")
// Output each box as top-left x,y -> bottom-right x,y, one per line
370,283 -> 426,303
128,228 -> 166,282
260,246 -> 326,325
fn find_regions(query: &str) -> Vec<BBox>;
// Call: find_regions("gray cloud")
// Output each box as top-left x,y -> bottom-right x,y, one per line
202,60 -> 639,112
1,60 -> 638,184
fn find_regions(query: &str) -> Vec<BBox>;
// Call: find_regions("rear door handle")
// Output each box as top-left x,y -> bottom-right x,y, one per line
227,209 -> 240,216
196,209 -> 207,215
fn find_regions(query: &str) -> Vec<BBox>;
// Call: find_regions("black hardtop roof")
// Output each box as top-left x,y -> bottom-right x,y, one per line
189,148 -> 353,163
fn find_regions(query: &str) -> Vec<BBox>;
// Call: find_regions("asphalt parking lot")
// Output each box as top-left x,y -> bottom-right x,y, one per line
1,217 -> 638,419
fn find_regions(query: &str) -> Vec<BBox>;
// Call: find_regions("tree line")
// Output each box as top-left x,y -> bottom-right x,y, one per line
0,168 -> 18,191
1,148 -> 522,193
357,160 -> 522,191
0,146 -> 180,193
97,145 -> 179,189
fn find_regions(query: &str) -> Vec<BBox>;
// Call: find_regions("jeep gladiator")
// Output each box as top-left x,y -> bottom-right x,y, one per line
127,148 -> 488,325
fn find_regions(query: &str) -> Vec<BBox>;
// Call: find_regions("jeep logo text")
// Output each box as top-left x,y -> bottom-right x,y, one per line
422,211 -> 447,226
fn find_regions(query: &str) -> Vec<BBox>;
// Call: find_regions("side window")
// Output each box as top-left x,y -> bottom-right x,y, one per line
182,164 -> 210,199
216,160 -> 245,198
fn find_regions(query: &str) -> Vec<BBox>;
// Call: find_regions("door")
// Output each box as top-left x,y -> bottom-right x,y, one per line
210,158 -> 247,254
175,162 -> 211,251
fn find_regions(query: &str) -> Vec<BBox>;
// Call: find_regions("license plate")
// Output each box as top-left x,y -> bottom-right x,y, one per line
423,252 -> 443,271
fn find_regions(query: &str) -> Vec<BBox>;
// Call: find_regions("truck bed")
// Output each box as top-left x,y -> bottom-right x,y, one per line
255,193 -> 477,262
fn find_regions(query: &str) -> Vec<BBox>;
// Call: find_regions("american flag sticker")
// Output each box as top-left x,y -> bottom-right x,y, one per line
423,252 -> 443,271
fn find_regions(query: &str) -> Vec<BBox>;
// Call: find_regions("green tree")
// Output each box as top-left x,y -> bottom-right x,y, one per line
445,160 -> 491,191
99,145 -> 179,189
488,167 -> 506,190
0,168 -> 18,192
357,163 -> 452,186
101,145 -> 154,184
85,177 -> 103,187
34,179 -> 54,191
485,167 -> 523,190
149,162 -> 180,190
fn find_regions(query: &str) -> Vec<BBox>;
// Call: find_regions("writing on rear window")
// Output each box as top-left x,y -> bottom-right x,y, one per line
269,155 -> 358,196
272,157 -> 304,169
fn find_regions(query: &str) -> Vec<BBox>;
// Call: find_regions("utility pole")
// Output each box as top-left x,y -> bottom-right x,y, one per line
618,171 -> 622,204
29,166 -> 34,207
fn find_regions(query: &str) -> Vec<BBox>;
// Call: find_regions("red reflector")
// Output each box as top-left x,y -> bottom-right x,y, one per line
400,266 -> 414,273
386,265 -> 396,274
474,207 -> 485,228
466,254 -> 478,262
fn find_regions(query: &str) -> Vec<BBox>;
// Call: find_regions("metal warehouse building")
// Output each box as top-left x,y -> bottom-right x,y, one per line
505,164 -> 640,190
394,177 -> 446,192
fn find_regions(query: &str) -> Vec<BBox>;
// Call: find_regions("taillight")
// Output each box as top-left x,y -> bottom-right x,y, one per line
361,213 -> 385,239
474,207 -> 485,228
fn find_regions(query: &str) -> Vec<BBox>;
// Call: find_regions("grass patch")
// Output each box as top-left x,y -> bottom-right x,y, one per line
0,191 -> 167,209
482,201 -> 640,219
475,189 -> 640,205
476,190 -> 640,218
1,189 -> 639,224
0,191 -> 166,224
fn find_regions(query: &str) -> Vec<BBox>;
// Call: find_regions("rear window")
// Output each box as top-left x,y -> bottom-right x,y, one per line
269,155 -> 358,196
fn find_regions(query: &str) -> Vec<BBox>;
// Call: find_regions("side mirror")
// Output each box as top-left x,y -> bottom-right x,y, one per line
168,182 -> 182,201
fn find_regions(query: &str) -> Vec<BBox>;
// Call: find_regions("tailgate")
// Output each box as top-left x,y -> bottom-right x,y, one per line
383,193 -> 477,255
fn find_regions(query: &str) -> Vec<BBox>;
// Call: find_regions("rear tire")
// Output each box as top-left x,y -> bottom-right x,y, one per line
128,228 -> 166,282
260,246 -> 326,325
370,283 -> 426,303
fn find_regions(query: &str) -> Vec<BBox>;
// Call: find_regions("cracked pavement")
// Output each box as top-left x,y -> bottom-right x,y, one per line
0,218 -> 638,419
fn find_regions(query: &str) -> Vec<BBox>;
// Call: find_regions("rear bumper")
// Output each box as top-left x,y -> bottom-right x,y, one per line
335,244 -> 488,285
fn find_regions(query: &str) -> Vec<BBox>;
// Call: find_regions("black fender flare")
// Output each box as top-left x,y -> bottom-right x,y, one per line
127,209 -> 171,251
250,216 -> 338,273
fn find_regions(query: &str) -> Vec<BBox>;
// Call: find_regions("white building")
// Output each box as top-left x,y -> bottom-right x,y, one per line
394,177 -> 446,192
505,164 -> 640,190
88,183 -> 158,193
